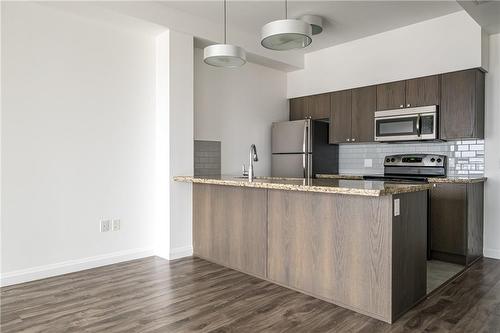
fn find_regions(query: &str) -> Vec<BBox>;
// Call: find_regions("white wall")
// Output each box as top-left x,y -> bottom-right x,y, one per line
194,48 -> 288,176
287,11 -> 483,98
167,31 -> 194,259
1,3 -> 157,285
484,33 -> 500,259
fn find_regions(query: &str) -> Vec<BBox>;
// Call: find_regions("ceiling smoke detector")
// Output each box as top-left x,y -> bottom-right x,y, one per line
299,15 -> 323,35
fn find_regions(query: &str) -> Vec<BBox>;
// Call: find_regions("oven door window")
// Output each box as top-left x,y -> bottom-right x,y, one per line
376,117 -> 418,137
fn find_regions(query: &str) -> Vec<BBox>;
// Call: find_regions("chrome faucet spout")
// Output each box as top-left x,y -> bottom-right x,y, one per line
248,144 -> 258,182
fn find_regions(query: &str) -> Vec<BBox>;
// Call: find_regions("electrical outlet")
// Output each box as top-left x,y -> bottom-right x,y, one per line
100,220 -> 111,232
112,219 -> 121,231
394,199 -> 400,217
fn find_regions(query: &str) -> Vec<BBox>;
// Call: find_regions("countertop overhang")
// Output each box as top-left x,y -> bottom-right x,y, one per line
173,175 -> 432,196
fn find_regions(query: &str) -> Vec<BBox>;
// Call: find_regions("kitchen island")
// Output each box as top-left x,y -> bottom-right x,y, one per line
174,176 -> 432,323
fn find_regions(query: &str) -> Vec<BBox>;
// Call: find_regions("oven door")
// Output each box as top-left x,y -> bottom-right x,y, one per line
374,108 -> 437,142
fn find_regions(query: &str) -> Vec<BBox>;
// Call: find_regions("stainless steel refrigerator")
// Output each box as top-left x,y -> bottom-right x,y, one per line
271,119 -> 339,178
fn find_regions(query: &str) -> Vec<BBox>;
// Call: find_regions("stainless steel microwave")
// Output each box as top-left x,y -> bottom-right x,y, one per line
374,105 -> 438,142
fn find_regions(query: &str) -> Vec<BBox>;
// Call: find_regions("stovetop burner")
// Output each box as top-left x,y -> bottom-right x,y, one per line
364,154 -> 448,183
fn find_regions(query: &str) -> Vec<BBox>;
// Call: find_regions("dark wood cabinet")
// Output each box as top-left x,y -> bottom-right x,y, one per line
306,93 -> 330,119
440,69 -> 485,140
405,75 -> 440,108
290,94 -> 330,121
377,75 -> 440,111
290,97 -> 307,121
351,86 -> 376,143
294,67 -> 484,142
430,182 -> 484,266
329,90 -> 352,144
376,81 -> 406,111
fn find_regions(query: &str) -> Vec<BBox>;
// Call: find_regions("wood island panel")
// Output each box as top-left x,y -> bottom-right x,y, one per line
391,191 -> 428,319
267,190 -> 393,321
193,184 -> 268,277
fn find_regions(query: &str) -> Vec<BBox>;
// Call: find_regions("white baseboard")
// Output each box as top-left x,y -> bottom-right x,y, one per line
168,246 -> 193,260
0,247 -> 155,287
484,248 -> 500,260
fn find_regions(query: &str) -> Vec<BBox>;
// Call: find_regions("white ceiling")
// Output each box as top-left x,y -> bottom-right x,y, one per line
458,0 -> 500,34
160,1 -> 463,53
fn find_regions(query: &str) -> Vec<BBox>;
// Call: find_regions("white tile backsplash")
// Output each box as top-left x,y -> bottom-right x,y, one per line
338,140 -> 485,176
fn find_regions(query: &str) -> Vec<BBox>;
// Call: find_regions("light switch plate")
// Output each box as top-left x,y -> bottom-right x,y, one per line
394,199 -> 400,216
112,219 -> 121,231
364,159 -> 373,168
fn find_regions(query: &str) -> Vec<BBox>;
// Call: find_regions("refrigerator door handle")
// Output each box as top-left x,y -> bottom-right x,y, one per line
302,154 -> 305,178
303,121 -> 308,178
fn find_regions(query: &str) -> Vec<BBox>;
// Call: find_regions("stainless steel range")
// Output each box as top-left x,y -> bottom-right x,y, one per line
364,154 -> 447,183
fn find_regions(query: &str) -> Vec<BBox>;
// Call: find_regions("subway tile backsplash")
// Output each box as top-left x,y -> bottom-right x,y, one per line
194,140 -> 221,176
338,140 -> 485,176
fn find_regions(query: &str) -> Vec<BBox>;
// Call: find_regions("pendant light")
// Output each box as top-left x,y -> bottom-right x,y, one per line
261,0 -> 312,51
204,0 -> 246,68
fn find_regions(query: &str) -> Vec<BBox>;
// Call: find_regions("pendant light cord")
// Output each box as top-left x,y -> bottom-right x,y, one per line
224,0 -> 227,44
285,0 -> 288,19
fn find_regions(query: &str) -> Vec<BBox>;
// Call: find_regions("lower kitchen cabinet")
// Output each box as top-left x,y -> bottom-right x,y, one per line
193,184 -> 268,277
430,182 -> 484,266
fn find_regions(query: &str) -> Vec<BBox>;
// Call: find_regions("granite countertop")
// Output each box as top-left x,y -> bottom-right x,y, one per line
173,175 -> 432,197
316,174 -> 487,184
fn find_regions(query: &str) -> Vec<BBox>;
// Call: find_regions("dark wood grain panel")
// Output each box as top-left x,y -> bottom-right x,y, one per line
306,93 -> 330,119
467,182 -> 484,266
405,75 -> 440,107
440,69 -> 484,139
289,97 -> 306,120
329,89 -> 352,144
267,190 -> 393,321
474,70 -> 485,139
193,184 -> 267,277
430,183 -> 467,257
376,80 -> 406,111
351,85 -> 376,142
392,191 -> 428,320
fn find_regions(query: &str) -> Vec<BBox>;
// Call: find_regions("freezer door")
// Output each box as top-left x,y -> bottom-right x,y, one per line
271,119 -> 311,154
271,154 -> 312,178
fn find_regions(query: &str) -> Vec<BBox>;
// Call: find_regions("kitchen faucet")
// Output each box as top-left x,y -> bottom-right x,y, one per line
248,144 -> 259,182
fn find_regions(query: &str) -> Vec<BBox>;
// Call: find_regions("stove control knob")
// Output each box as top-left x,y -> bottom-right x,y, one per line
391,158 -> 396,162
430,158 -> 436,162
386,158 -> 390,163
437,158 -> 442,163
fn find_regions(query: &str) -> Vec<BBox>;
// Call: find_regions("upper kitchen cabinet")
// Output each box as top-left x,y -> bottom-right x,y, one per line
329,87 -> 375,144
405,75 -> 440,108
377,75 -> 440,111
329,90 -> 352,144
289,93 -> 330,121
289,97 -> 307,121
376,81 -> 406,110
306,93 -> 331,120
440,69 -> 485,140
351,86 -> 376,143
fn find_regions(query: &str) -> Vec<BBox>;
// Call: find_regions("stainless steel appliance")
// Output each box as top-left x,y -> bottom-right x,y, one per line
271,119 -> 338,178
364,154 -> 447,182
374,105 -> 438,142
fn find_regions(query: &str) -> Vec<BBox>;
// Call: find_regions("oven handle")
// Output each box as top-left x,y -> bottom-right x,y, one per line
416,114 -> 421,137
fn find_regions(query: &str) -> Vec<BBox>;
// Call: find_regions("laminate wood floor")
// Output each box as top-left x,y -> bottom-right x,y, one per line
2,256 -> 500,333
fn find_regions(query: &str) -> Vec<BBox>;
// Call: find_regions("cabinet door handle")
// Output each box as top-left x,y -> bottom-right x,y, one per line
400,104 -> 404,108
352,138 -> 356,142
346,138 -> 350,142
407,104 -> 411,107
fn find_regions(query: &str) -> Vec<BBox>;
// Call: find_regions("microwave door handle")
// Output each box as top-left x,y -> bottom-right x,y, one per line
416,114 -> 421,136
